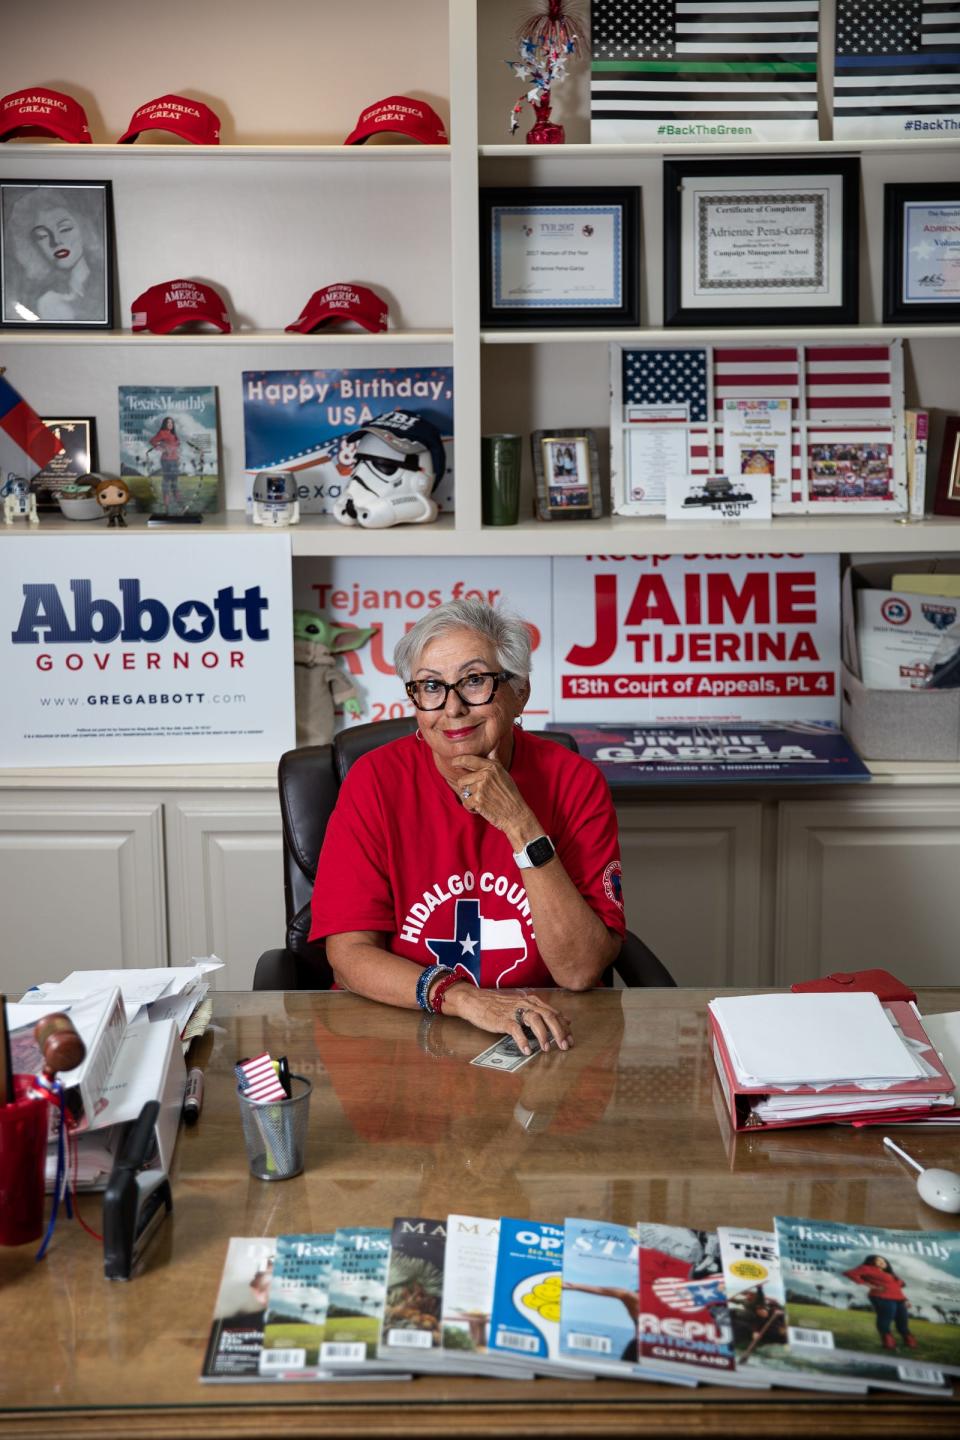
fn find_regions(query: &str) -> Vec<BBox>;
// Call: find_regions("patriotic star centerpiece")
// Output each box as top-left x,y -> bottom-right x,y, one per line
507,1 -> 588,144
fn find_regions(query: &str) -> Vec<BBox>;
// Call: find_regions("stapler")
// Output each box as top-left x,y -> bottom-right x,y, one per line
102,1099 -> 173,1281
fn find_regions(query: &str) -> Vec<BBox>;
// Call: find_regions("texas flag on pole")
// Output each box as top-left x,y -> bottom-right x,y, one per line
0,374 -> 62,482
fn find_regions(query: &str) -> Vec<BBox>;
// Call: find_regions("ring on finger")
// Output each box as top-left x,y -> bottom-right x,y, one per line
462,787 -> 472,800
514,1005 -> 526,1025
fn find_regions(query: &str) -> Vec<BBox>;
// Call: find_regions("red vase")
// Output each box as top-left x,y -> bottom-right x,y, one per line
526,95 -> 565,145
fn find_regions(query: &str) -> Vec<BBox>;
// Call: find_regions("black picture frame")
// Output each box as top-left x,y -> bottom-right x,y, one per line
34,417 -> 98,509
480,186 -> 640,329
531,428 -> 602,520
883,182 -> 960,325
663,158 -> 860,328
0,178 -> 115,330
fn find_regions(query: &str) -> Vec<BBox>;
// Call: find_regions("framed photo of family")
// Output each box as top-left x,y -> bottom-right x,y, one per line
0,178 -> 115,329
934,417 -> 960,517
883,183 -> 960,325
480,186 -> 640,329
663,158 -> 860,328
531,428 -> 602,520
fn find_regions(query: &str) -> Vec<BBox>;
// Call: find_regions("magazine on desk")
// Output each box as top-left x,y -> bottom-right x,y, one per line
775,1216 -> 959,1392
201,1237 -> 278,1381
260,1233 -> 336,1379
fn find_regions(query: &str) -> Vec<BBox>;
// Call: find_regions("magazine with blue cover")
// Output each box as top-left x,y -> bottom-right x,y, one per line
260,1232 -> 336,1378
241,367 -> 454,515
547,722 -> 870,785
489,1218 -> 587,1376
560,1217 -> 694,1386
118,385 -> 220,515
775,1216 -> 956,1393
321,1225 -> 394,1368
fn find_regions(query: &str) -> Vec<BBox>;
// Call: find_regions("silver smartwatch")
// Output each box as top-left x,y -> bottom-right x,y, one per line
513,835 -> 556,870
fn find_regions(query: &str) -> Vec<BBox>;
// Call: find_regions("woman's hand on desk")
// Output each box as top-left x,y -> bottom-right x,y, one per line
443,984 -> 572,1053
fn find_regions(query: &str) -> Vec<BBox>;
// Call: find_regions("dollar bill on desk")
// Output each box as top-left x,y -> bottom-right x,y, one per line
470,1034 -> 544,1072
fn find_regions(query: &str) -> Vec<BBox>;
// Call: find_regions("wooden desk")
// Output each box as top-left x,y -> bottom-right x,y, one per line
1,988 -> 957,1438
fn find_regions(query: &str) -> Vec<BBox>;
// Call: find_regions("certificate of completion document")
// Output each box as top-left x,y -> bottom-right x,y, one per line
903,203 -> 960,305
625,422 -> 689,511
681,176 -> 845,311
492,205 -> 622,310
722,398 -> 792,503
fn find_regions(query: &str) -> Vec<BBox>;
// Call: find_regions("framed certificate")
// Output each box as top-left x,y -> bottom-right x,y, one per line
480,187 -> 640,329
883,183 -> 960,325
34,416 -> 97,509
663,159 -> 860,328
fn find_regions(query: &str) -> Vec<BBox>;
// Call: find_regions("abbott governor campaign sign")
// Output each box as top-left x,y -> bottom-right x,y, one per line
2,535 -> 294,766
552,554 -> 840,723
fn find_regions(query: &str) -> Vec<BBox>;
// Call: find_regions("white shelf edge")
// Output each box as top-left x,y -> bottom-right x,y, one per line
0,328 -> 453,346
480,138 -> 960,158
0,142 -> 451,161
7,510 -> 960,556
481,325 -> 960,344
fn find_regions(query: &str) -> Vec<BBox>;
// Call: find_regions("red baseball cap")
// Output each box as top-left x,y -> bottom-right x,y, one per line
117,95 -> 221,145
0,88 -> 91,144
131,279 -> 232,334
344,95 -> 448,146
286,283 -> 389,334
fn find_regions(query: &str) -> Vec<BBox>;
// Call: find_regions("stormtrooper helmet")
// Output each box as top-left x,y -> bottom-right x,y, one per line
332,409 -> 445,529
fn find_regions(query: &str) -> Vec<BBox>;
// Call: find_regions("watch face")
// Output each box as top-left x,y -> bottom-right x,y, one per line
526,835 -> 555,868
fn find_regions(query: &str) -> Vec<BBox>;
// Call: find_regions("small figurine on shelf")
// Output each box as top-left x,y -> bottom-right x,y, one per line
293,610 -> 378,747
1,474 -> 39,525
332,410 -> 446,529
507,1 -> 587,145
252,470 -> 300,527
94,476 -> 131,527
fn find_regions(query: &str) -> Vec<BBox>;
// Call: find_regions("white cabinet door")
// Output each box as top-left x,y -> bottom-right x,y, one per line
165,796 -> 285,990
0,796 -> 166,993
616,803 -> 765,988
776,791 -> 960,986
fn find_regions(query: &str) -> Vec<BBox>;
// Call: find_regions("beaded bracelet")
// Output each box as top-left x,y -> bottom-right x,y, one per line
416,964 -> 450,1013
430,970 -> 464,1015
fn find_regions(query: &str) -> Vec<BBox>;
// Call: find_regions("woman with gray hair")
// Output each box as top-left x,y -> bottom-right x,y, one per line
310,599 -> 625,1054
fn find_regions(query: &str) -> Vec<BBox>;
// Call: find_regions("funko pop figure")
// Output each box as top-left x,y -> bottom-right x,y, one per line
252,470 -> 300,527
94,476 -> 131,527
1,474 -> 39,525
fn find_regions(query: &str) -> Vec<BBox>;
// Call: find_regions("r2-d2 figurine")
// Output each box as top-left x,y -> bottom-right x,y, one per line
332,410 -> 445,529
2,475 -> 39,525
252,470 -> 300,527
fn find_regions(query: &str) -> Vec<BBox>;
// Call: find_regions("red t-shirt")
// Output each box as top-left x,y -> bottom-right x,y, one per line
309,728 -> 625,988
843,1265 -> 906,1301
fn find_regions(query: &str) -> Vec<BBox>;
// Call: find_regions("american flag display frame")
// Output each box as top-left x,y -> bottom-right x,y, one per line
609,339 -> 908,517
663,158 -> 861,330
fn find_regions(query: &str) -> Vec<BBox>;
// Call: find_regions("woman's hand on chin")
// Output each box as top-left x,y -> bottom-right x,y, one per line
449,749 -> 538,846
444,983 -> 572,1052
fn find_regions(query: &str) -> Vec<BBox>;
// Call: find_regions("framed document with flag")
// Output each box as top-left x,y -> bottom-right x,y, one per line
590,0 -> 820,144
663,157 -> 860,328
834,0 -> 960,141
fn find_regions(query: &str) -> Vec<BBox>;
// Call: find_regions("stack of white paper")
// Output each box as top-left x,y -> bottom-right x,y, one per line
709,993 -> 953,1123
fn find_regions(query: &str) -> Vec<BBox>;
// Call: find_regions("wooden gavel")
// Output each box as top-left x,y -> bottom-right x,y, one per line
33,1013 -> 86,1079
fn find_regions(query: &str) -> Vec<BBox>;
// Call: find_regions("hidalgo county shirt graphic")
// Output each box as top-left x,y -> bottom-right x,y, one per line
310,729 -> 625,988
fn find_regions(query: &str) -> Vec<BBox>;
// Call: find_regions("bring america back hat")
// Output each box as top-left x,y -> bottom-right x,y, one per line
286,283 -> 389,334
344,95 -> 447,146
0,87 -> 91,143
131,278 -> 232,333
117,95 -> 221,145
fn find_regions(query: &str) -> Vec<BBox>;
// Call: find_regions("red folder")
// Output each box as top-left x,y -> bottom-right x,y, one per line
709,1000 -> 955,1132
791,968 -> 916,1002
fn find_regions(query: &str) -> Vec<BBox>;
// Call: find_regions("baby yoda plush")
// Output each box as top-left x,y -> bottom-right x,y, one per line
293,610 -> 377,747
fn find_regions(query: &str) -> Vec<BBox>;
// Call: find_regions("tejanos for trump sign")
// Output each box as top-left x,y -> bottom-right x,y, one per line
552,554 -> 840,723
1,535 -> 294,766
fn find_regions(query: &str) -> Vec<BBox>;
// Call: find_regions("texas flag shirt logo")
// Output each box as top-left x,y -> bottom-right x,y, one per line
424,898 -> 529,987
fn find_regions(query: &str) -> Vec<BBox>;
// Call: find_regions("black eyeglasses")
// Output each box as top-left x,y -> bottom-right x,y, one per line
355,451 -> 420,478
404,670 -> 514,711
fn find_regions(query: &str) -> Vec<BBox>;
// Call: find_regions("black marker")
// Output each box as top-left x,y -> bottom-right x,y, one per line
183,1067 -> 204,1125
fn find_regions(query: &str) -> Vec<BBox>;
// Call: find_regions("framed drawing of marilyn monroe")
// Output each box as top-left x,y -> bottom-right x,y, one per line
0,178 -> 114,329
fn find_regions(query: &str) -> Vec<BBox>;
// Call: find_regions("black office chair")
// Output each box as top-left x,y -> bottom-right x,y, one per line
253,719 -> 675,991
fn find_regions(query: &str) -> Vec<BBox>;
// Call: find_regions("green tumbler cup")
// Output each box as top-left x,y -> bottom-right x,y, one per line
481,434 -> 522,526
